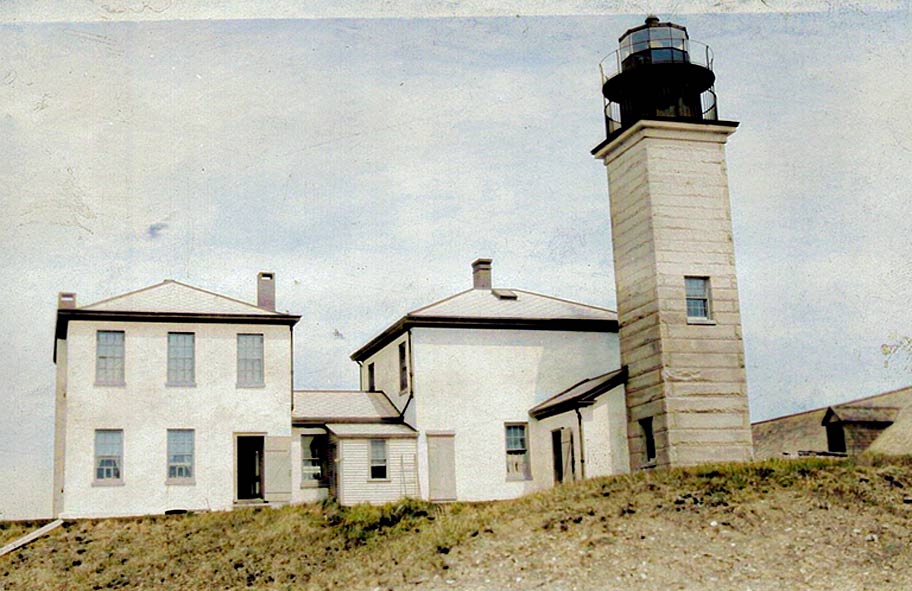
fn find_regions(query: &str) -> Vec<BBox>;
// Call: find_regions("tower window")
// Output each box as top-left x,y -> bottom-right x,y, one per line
685,276 -> 711,321
639,417 -> 656,464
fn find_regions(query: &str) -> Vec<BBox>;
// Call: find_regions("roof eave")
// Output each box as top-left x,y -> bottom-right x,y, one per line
530,366 -> 628,419
351,314 -> 619,362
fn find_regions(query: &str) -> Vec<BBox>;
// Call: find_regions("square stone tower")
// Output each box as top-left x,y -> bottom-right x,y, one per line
592,17 -> 753,469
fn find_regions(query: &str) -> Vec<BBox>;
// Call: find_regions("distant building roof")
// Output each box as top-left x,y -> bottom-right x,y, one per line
866,405 -> 912,455
351,287 -> 618,361
823,405 -> 900,425
752,385 -> 912,459
292,390 -> 399,424
325,423 -> 417,438
529,367 -> 627,419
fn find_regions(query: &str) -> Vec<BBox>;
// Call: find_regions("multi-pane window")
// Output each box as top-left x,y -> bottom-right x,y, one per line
369,439 -> 387,480
398,342 -> 408,392
367,363 -> 376,392
94,429 -> 123,482
301,435 -> 328,485
96,331 -> 125,385
237,334 -> 264,386
685,276 -> 711,320
167,333 -> 195,385
167,429 -> 194,481
505,424 -> 531,480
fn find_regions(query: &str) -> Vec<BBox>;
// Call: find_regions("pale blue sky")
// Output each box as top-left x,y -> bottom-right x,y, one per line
2,6 -> 911,518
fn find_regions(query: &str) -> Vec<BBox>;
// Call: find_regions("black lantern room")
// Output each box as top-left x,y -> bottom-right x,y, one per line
598,16 -> 721,139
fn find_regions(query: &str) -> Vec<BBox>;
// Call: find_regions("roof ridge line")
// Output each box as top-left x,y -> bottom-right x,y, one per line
407,287 -> 475,316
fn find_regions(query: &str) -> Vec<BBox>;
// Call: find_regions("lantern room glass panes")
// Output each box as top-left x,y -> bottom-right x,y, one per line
237,334 -> 265,386
167,333 -> 195,386
96,331 -> 125,385
94,429 -> 123,482
167,429 -> 194,481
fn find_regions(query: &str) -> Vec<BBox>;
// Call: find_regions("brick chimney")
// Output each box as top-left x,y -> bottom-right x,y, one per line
472,258 -> 492,290
58,292 -> 77,309
257,272 -> 275,310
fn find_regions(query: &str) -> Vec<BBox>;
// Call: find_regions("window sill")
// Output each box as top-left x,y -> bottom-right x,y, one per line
92,480 -> 125,487
368,478 -> 391,483
300,480 -> 328,489
237,383 -> 266,389
166,382 -> 197,388
506,475 -> 532,482
166,478 -> 196,486
686,318 -> 716,326
94,382 -> 126,388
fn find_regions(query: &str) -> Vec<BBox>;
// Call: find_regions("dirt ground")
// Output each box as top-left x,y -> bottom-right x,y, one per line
3,458 -> 912,591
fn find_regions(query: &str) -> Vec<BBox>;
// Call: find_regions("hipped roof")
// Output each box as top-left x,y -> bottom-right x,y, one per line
352,287 -> 618,361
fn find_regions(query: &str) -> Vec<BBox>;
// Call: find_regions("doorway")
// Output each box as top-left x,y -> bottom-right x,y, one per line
551,428 -> 575,484
237,435 -> 264,500
427,434 -> 457,501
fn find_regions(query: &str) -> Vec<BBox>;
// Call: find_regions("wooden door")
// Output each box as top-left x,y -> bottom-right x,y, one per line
427,434 -> 456,501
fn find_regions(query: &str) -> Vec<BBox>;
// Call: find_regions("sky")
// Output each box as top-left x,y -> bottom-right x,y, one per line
1,3 -> 911,519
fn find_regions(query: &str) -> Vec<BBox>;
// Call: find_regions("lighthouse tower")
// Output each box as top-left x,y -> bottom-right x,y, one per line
592,17 -> 753,469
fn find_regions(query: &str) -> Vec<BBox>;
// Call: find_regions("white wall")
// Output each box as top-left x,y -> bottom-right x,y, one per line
410,327 -> 619,502
531,386 -> 629,485
359,333 -> 411,416
59,320 -> 292,518
336,437 -> 418,506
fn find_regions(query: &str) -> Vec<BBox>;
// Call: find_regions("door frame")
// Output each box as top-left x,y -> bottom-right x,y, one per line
426,431 -> 457,501
234,432 -> 266,502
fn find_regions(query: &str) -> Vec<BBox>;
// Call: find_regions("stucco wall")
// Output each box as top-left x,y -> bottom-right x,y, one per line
531,386 -> 629,485
60,320 -> 292,518
336,437 -> 418,506
410,327 -> 619,502
359,333 -> 411,416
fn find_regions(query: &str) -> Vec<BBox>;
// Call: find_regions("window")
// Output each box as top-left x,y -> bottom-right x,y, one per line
505,424 -> 531,480
639,417 -> 656,464
301,434 -> 328,486
685,276 -> 711,320
237,334 -> 264,386
369,439 -> 387,480
167,333 -> 195,386
167,429 -> 194,481
94,429 -> 123,483
96,331 -> 125,385
398,342 -> 408,392
367,363 -> 376,392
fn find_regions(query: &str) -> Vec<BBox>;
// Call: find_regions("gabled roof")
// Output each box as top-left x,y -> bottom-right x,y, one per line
529,367 -> 627,419
351,288 -> 618,361
822,405 -> 899,425
54,279 -> 299,362
292,390 -> 400,424
82,280 -> 280,315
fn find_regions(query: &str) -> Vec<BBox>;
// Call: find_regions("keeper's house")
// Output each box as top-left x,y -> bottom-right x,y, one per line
52,274 -> 299,518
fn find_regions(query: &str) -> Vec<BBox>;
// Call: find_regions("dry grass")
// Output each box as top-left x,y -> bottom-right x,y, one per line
3,457 -> 912,590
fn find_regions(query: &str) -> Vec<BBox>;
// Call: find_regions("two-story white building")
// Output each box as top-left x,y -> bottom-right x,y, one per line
53,273 -> 299,518
349,259 -> 630,503
53,262 -> 632,516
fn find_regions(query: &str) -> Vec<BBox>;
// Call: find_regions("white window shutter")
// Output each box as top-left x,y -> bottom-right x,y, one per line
263,436 -> 291,503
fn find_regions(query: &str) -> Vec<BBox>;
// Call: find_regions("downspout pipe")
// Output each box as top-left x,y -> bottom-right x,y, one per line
575,407 -> 586,480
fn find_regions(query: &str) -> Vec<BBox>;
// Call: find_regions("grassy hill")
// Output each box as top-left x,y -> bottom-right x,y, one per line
4,456 -> 912,590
